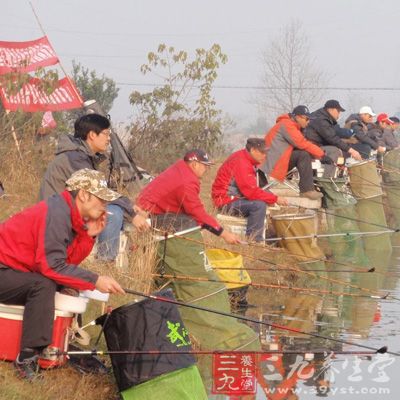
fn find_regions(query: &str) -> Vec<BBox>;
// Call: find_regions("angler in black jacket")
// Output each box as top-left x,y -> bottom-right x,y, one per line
305,100 -> 362,162
344,106 -> 385,159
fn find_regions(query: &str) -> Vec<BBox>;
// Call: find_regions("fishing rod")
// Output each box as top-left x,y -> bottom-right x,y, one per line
212,266 -> 374,273
348,168 -> 400,202
122,288 -> 396,356
263,230 -> 394,242
174,234 -> 392,299
152,273 -> 389,300
313,207 -> 397,232
54,349 -> 385,357
243,242 -> 383,275
154,227 -> 349,273
358,195 -> 400,211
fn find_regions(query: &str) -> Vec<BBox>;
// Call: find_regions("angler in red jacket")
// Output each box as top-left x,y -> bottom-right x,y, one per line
263,105 -> 332,201
137,149 -> 240,244
212,138 -> 285,242
0,169 -> 125,380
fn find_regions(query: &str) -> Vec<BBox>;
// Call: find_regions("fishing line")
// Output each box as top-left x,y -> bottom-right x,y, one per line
152,273 -> 389,300
122,289 -> 397,356
172,234 -> 393,299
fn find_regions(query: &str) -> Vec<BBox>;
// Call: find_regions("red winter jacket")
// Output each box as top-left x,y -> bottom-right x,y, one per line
264,114 -> 324,181
137,159 -> 222,233
0,191 -> 97,290
211,149 -> 278,208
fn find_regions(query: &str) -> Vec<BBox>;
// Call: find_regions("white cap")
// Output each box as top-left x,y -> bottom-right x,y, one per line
359,106 -> 376,117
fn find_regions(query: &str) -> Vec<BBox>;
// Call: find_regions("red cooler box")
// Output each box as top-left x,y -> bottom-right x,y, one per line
0,303 -> 74,368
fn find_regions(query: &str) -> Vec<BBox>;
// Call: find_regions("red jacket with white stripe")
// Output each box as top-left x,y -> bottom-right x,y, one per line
137,159 -> 222,233
264,114 -> 324,181
211,149 -> 278,208
0,191 -> 97,290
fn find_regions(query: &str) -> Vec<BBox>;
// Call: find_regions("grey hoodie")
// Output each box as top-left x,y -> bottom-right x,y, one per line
39,134 -> 135,220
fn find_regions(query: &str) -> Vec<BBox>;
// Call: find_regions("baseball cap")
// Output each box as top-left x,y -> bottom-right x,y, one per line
246,138 -> 267,153
376,113 -> 394,125
390,116 -> 400,124
183,149 -> 214,165
359,106 -> 376,117
66,169 -> 121,201
324,99 -> 346,112
292,105 -> 312,118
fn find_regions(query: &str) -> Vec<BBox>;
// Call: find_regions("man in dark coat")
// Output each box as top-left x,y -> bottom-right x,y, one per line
344,106 -> 385,158
39,114 -> 149,261
305,100 -> 362,165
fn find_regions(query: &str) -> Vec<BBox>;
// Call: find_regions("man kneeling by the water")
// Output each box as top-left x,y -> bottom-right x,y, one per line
212,138 -> 287,242
0,169 -> 125,381
136,149 -> 240,244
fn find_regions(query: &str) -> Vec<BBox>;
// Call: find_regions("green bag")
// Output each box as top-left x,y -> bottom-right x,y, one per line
315,178 -> 356,209
121,365 -> 207,400
156,229 -> 260,351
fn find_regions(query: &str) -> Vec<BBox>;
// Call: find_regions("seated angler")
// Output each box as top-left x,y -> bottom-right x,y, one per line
262,105 -> 334,201
369,113 -> 399,151
136,149 -> 240,244
305,100 -> 363,166
0,169 -> 125,380
344,106 -> 386,158
212,138 -> 287,243
39,114 -> 149,262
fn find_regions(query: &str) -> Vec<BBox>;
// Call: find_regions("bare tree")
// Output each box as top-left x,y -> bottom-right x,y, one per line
257,20 -> 326,120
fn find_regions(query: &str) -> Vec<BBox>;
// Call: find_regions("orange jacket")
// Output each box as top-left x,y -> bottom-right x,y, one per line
264,114 -> 324,181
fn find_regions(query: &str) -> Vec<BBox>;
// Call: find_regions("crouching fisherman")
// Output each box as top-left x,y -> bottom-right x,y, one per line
0,169 -> 125,381
136,150 -> 260,351
137,149 -> 240,244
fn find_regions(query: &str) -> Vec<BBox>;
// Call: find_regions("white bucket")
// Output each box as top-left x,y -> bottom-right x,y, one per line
80,289 -> 110,302
216,214 -> 247,238
217,213 -> 268,239
54,292 -> 88,314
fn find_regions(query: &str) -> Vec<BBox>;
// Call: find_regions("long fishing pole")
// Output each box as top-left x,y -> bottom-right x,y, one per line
212,266 -> 374,273
244,242 -> 382,275
263,229 -> 394,242
157,229 -> 355,273
365,196 -> 400,211
123,288 -> 396,356
55,349 -> 384,357
244,238 -> 400,278
348,167 -> 400,202
152,273 -> 389,300
174,234 -> 392,299
313,207 -> 397,232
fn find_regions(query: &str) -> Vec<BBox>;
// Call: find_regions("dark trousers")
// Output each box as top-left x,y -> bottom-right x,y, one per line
223,199 -> 267,242
0,268 -> 56,350
349,143 -> 372,159
288,150 -> 314,193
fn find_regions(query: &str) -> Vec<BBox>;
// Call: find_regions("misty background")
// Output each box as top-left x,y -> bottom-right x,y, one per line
1,0 -> 400,137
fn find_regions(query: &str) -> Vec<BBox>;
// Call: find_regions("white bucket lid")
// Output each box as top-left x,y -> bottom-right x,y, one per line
80,289 -> 109,302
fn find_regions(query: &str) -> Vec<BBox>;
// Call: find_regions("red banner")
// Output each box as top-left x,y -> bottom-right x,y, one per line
0,77 -> 83,112
212,352 -> 257,395
0,36 -> 59,75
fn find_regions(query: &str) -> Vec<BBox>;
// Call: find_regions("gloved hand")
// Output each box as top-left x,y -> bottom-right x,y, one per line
320,154 -> 334,164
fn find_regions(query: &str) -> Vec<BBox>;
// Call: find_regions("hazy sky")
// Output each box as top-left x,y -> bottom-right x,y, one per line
2,0 -> 400,130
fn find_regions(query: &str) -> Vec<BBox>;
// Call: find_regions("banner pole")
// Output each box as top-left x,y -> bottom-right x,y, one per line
29,1 -> 84,105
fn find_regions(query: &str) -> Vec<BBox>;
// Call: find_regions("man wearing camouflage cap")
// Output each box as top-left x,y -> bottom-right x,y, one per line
0,168 -> 125,381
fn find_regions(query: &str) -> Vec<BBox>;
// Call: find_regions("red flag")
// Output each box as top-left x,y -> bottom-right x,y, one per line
0,36 -> 59,75
0,76 -> 83,112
